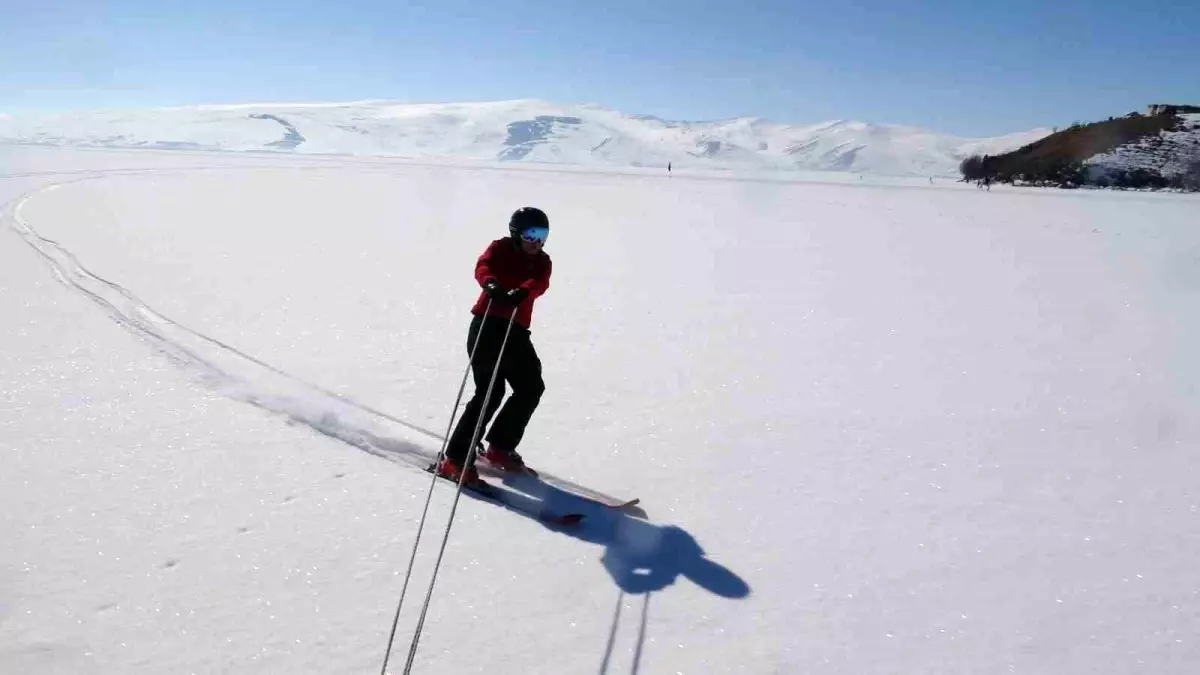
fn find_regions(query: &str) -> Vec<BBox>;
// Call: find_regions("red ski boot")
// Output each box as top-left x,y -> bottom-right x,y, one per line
480,444 -> 531,474
435,456 -> 484,487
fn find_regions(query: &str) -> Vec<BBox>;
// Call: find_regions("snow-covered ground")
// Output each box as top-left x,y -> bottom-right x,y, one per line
0,100 -> 1050,177
2,145 -> 1198,674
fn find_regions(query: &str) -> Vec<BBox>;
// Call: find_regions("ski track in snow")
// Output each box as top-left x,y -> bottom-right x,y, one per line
2,170 -> 633,510
4,171 -> 751,656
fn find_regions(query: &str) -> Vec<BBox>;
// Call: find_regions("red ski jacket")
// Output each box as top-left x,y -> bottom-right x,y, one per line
471,238 -> 552,330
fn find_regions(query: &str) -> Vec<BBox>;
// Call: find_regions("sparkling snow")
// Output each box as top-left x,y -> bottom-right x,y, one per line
2,145 -> 1198,674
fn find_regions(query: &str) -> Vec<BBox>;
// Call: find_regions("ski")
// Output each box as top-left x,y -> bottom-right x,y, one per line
474,443 -> 641,513
424,464 -> 584,527
474,466 -> 640,512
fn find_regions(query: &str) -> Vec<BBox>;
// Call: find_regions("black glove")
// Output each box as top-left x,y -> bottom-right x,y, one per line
482,279 -> 505,299
504,287 -> 529,305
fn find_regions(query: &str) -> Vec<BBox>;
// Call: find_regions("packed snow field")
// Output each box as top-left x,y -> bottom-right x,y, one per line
2,146 -> 1199,674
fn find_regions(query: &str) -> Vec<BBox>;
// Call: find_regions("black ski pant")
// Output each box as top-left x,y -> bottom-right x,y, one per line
445,313 -> 545,465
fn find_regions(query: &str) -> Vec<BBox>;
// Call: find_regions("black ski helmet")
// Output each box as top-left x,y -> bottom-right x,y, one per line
509,206 -> 549,240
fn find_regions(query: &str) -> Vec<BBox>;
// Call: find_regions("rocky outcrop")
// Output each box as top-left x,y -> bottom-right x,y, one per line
1147,104 -> 1200,117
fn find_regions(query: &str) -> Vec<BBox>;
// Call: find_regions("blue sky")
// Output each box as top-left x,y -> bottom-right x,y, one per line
2,0 -> 1197,135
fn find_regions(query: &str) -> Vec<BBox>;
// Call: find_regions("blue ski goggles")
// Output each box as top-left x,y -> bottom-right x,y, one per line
520,226 -> 549,245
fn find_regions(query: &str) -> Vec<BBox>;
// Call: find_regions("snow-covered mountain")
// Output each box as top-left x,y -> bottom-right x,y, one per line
0,99 -> 1049,176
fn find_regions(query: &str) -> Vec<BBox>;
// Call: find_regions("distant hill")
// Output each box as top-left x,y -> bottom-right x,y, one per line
960,105 -> 1200,190
0,99 -> 1047,177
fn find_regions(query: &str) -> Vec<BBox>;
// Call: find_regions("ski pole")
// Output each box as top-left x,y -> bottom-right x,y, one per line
379,299 -> 499,675
433,299 -> 496,463
401,306 -> 519,675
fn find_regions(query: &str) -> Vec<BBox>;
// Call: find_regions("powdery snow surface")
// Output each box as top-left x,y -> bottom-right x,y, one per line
0,100 -> 1050,177
2,145 -> 1199,674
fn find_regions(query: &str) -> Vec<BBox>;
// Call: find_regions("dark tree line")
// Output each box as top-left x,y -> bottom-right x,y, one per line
959,153 -> 1088,188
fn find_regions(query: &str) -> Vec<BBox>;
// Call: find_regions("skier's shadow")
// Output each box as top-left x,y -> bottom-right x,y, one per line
290,417 -> 747,598
477,474 -> 751,599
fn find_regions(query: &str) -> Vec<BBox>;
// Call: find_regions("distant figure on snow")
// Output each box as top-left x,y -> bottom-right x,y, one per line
437,207 -> 553,486
668,161 -> 672,176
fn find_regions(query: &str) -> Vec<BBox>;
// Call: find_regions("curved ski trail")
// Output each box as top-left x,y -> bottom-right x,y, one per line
3,176 -> 632,509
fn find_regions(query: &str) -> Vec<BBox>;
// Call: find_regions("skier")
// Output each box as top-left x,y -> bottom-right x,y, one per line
436,207 -> 553,486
